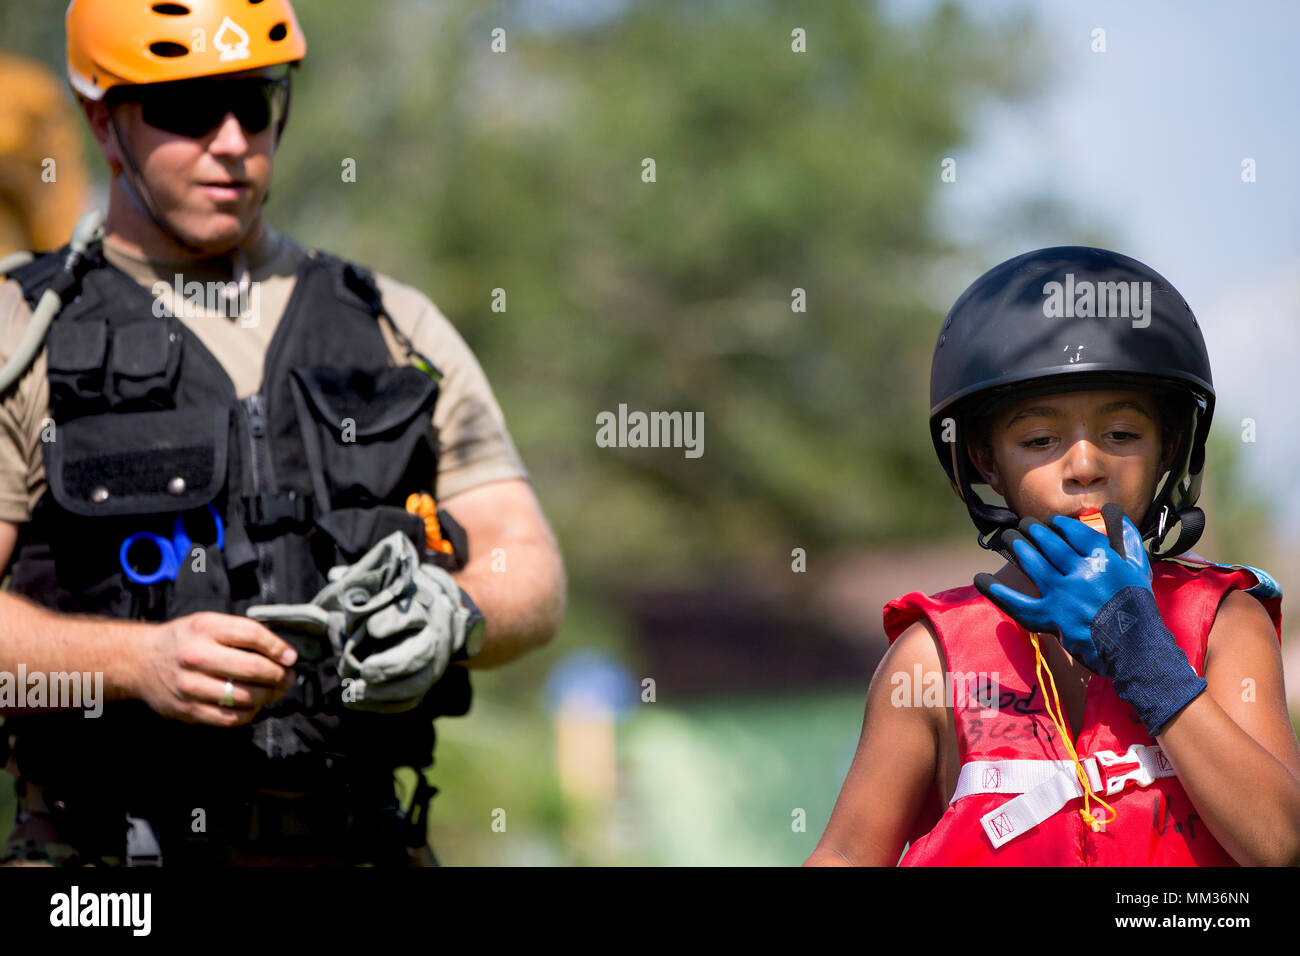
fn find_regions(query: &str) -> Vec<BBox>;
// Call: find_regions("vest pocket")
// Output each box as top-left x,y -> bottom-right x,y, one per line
289,365 -> 440,510
45,314 -> 183,419
107,317 -> 182,411
168,527 -> 234,618
46,406 -> 230,518
46,318 -> 110,417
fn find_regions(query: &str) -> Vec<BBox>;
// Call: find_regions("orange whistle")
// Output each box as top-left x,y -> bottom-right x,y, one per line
1077,509 -> 1106,532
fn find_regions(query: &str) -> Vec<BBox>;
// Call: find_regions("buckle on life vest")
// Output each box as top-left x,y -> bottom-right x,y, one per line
968,744 -> 1177,849
1089,746 -> 1163,796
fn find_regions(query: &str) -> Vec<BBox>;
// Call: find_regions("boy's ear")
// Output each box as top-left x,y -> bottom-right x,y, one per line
967,443 -> 1004,496
1160,433 -> 1183,473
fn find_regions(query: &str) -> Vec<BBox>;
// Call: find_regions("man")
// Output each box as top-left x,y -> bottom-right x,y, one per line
0,0 -> 565,866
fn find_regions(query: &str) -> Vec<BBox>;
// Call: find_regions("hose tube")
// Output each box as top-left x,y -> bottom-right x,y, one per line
0,208 -> 104,396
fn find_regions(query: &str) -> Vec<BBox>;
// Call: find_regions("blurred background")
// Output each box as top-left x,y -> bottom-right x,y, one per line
1,0 -> 1297,865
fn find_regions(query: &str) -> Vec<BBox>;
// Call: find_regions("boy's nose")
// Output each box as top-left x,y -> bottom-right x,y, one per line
1061,439 -> 1106,486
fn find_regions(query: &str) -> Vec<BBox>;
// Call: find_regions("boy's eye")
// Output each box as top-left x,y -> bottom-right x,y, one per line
1019,432 -> 1140,449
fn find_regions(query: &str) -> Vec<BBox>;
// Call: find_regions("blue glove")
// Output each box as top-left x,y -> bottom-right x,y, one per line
973,502 -> 1206,737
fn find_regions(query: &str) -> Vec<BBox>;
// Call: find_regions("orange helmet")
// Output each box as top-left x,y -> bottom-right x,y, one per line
66,0 -> 307,101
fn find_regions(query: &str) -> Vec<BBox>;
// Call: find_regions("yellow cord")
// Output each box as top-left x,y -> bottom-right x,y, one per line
1028,631 -> 1117,832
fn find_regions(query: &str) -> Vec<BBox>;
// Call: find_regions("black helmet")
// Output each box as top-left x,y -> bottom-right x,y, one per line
929,246 -> 1214,561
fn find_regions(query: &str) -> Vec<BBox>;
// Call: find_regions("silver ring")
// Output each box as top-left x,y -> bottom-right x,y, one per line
220,680 -> 236,708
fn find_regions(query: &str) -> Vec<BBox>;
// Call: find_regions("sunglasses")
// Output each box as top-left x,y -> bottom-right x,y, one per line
112,76 -> 290,139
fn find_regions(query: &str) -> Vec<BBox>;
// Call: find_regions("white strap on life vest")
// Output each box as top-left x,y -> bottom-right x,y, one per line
950,744 -> 1177,849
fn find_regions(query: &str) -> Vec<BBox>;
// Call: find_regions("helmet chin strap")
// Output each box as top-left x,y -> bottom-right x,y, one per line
959,432 -> 1206,565
972,478 -> 1205,564
108,109 -> 206,257
108,108 -> 259,287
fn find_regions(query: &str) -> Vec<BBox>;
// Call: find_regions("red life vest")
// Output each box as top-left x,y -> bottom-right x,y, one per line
882,558 -> 1283,866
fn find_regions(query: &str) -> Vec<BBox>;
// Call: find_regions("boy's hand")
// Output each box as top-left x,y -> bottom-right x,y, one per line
973,502 -> 1206,737
975,502 -> 1151,673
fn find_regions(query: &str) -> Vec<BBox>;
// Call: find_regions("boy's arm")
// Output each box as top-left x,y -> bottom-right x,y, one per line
805,620 -> 942,866
1155,588 -> 1300,867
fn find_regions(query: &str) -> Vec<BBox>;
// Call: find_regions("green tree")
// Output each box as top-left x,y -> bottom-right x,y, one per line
265,0 -> 1051,592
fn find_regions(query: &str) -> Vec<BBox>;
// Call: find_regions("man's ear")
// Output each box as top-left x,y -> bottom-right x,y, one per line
78,97 -> 125,177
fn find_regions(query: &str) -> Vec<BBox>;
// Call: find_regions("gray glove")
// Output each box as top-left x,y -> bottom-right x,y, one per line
248,530 -> 484,713
244,602 -> 341,660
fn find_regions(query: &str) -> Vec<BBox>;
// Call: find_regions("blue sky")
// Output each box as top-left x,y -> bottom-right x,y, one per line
922,0 -> 1300,535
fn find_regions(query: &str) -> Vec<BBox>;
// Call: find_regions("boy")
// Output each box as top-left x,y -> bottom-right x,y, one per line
807,247 -> 1300,866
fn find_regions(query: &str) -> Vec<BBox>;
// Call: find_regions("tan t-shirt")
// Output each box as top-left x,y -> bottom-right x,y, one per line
0,227 -> 528,524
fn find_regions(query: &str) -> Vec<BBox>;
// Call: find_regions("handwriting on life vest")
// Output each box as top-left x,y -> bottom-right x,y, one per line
965,715 -> 1054,748
997,686 -> 1045,715
961,683 -> 1045,715
1152,792 -> 1200,840
963,686 -> 1057,748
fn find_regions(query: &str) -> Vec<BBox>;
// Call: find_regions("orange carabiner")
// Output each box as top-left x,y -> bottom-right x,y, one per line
405,492 -> 455,555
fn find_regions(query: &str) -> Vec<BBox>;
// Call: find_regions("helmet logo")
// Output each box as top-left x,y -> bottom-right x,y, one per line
1042,274 -> 1152,328
215,17 -> 252,63
1063,344 -> 1087,364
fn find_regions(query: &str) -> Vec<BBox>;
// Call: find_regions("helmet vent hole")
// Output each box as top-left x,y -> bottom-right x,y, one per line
151,3 -> 191,14
149,41 -> 190,58
269,22 -> 288,42
249,0 -> 266,5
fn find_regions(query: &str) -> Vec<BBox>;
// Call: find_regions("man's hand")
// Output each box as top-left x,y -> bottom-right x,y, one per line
973,502 -> 1206,736
135,612 -> 298,726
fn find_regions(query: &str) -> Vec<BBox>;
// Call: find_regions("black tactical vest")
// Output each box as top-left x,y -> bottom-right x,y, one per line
4,244 -> 471,821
